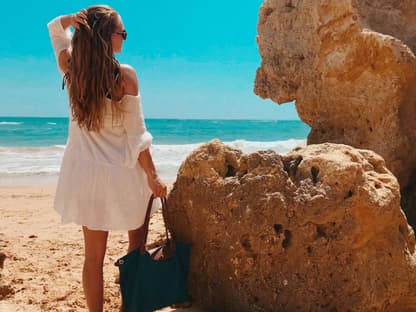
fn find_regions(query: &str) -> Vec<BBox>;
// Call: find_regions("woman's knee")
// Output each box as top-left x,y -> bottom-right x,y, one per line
82,226 -> 108,264
83,256 -> 105,269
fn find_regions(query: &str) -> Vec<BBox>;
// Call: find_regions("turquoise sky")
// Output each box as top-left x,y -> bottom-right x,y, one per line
0,1 -> 298,120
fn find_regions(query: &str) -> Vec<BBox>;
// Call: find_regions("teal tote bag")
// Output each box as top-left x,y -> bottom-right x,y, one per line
115,196 -> 191,312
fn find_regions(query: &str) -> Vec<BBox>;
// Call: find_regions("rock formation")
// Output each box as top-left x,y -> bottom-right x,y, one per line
168,140 -> 416,311
254,0 -> 416,188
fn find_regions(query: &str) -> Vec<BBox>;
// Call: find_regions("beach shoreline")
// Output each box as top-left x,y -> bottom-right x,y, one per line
0,184 -> 200,312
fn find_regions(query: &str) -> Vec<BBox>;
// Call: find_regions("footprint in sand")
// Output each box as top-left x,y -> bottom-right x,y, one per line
0,252 -> 6,269
0,285 -> 15,300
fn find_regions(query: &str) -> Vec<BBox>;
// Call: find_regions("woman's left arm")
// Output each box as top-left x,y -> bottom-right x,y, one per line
138,149 -> 167,198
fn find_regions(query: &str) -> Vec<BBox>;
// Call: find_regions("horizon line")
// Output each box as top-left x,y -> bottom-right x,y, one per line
0,116 -> 302,122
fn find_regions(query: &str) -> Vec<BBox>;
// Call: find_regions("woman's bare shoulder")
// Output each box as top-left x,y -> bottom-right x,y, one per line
120,64 -> 139,96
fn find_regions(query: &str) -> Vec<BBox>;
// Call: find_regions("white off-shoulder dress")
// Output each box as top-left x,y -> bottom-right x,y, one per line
48,17 -> 159,231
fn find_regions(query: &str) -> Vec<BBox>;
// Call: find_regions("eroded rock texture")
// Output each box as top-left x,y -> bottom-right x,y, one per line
168,140 -> 416,312
254,0 -> 416,188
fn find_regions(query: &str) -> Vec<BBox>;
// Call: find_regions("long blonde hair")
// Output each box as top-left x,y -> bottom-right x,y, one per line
66,5 -> 123,131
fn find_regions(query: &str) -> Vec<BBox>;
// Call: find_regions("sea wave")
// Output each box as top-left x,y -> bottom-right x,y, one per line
0,122 -> 23,125
0,139 -> 306,184
0,145 -> 65,154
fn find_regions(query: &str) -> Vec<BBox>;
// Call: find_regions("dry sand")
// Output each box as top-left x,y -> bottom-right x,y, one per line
0,185 -> 201,312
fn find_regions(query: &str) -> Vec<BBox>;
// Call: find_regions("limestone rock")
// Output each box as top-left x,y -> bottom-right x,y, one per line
254,0 -> 416,187
168,140 -> 416,311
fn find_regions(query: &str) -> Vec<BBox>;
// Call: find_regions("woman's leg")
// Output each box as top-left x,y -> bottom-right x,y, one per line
82,226 -> 109,312
127,225 -> 146,253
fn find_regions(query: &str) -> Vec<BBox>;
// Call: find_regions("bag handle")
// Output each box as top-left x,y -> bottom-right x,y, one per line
139,195 -> 176,254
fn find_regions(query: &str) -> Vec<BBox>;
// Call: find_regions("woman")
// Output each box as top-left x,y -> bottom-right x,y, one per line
48,5 -> 167,311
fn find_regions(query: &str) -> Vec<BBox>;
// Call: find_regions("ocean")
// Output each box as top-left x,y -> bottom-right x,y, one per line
0,117 -> 310,185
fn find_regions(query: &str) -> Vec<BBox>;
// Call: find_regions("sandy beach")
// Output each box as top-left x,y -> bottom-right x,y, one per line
0,184 -> 201,312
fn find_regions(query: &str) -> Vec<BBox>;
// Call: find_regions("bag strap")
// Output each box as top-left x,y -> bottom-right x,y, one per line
161,197 -> 176,240
139,195 -> 176,254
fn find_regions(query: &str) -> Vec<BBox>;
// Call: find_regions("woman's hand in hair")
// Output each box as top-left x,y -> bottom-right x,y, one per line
71,9 -> 89,30
60,10 -> 89,30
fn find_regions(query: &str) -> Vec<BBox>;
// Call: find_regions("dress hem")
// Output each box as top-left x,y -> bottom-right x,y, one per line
58,216 -> 146,232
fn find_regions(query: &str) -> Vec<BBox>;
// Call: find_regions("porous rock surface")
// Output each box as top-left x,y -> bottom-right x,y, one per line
254,0 -> 416,187
168,140 -> 416,311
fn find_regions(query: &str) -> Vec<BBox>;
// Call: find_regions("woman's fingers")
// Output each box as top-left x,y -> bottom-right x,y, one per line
158,181 -> 167,197
155,182 -> 167,197
161,186 -> 168,197
79,10 -> 87,18
76,13 -> 88,24
72,10 -> 89,30
154,185 -> 166,197
148,176 -> 168,197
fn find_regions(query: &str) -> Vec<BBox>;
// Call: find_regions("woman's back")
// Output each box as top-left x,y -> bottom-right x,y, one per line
66,94 -> 151,168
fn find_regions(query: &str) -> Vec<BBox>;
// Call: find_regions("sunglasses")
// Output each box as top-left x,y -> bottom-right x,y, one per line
115,30 -> 128,40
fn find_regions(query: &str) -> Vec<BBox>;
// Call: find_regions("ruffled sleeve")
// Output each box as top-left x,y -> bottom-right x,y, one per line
122,95 -> 153,168
47,16 -> 72,75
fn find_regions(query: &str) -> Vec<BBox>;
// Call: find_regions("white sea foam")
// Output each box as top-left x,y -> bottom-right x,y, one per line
47,122 -> 57,125
0,122 -> 23,125
0,139 -> 306,185
0,146 -> 63,183
224,139 -> 306,154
